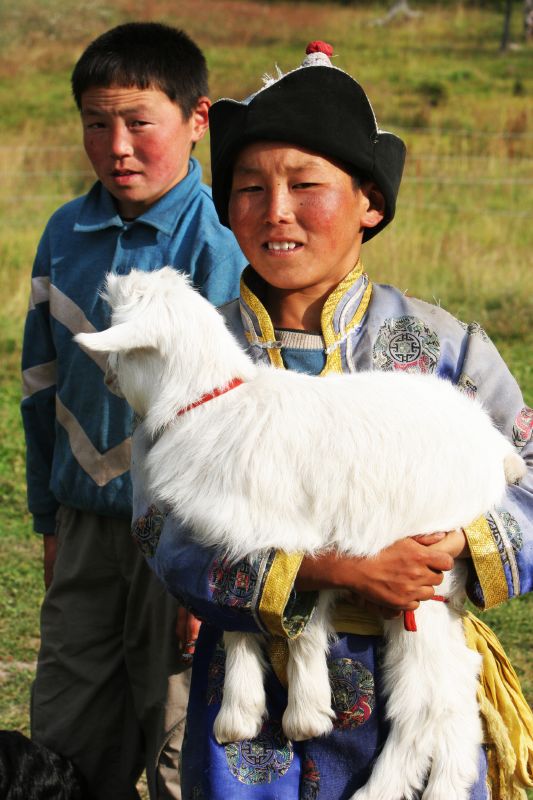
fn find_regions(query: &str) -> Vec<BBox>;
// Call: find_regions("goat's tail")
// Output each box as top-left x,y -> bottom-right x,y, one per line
504,452 -> 527,485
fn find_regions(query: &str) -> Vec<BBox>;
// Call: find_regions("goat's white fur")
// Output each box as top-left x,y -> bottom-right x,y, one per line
76,268 -> 526,800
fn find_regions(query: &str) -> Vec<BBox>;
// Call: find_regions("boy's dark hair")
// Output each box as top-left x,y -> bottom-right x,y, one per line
71,22 -> 208,118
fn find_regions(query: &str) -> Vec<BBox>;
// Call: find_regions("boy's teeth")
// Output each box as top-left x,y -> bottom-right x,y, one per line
267,242 -> 298,251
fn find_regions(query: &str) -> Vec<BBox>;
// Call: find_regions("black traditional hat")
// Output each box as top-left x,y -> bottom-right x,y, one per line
209,42 -> 406,241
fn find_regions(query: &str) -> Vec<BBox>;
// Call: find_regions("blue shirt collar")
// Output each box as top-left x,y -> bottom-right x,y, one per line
74,158 -> 203,236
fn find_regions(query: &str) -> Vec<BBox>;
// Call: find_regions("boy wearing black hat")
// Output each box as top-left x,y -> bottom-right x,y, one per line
131,42 -> 533,799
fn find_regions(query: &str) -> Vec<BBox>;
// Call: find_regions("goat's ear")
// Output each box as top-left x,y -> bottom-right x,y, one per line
74,322 -> 156,354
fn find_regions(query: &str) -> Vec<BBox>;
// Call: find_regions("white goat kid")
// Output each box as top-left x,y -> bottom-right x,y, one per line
76,267 -> 526,800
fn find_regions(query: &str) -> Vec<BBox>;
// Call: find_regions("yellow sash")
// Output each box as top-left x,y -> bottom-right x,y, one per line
464,611 -> 533,799
267,604 -> 533,799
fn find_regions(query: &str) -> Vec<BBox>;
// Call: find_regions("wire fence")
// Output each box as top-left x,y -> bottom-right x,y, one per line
1,125 -> 532,149
1,125 -> 531,223
387,126 -> 533,140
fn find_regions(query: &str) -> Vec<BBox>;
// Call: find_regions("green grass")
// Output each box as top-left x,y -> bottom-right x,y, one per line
0,341 -> 42,732
481,595 -> 533,702
0,5 -> 531,797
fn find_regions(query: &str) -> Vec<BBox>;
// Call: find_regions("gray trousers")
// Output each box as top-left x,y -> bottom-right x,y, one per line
31,506 -> 190,800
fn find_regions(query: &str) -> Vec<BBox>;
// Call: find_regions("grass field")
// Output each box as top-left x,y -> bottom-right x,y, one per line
0,0 -> 531,795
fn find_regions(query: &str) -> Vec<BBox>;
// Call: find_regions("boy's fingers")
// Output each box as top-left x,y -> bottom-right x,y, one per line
176,608 -> 202,664
408,539 -> 453,574
429,529 -> 470,559
413,529 -> 469,560
186,613 -> 202,645
429,568 -> 445,586
411,532 -> 446,546
428,550 -> 454,572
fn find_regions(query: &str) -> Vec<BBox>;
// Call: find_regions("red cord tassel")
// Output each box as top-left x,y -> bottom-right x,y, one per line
403,596 -> 448,632
403,610 -> 417,632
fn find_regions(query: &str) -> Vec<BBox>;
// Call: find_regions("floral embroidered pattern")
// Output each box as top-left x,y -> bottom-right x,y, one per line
209,555 -> 261,612
329,658 -> 375,729
372,316 -> 440,374
512,407 -> 533,449
488,510 -> 523,556
282,589 -> 318,638
300,756 -> 320,800
497,510 -> 523,552
225,721 -> 293,784
487,509 -> 522,597
207,642 -> 226,706
131,504 -> 165,558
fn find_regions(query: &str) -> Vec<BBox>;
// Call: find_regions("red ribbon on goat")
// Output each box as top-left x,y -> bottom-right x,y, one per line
176,378 -> 244,416
404,595 -> 449,632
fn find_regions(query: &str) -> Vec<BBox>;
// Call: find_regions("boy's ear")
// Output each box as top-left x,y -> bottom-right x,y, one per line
360,181 -> 386,231
74,323 -> 156,354
190,96 -> 211,144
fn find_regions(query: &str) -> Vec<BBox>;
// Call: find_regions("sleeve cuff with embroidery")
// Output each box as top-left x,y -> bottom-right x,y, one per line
257,551 -> 318,638
465,515 -> 510,609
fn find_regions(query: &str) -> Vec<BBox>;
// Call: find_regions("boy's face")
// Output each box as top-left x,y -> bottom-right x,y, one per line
81,85 -> 209,218
228,142 -> 383,304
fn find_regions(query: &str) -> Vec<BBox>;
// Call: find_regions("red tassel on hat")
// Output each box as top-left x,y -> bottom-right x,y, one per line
306,41 -> 334,57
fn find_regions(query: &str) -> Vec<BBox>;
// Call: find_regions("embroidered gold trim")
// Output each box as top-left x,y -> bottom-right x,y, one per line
320,262 -> 372,375
267,637 -> 290,687
240,278 -> 284,369
465,516 -> 508,608
258,551 -> 304,637
240,263 -> 372,375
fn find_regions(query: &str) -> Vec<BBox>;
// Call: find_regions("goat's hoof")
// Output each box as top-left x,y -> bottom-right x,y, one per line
351,786 -> 400,800
421,786 -> 468,800
351,790 -> 370,800
213,708 -> 264,744
282,706 -> 335,741
351,790 -> 391,800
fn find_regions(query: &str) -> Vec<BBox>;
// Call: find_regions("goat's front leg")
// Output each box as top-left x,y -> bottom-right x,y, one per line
213,631 -> 267,743
282,590 -> 336,741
